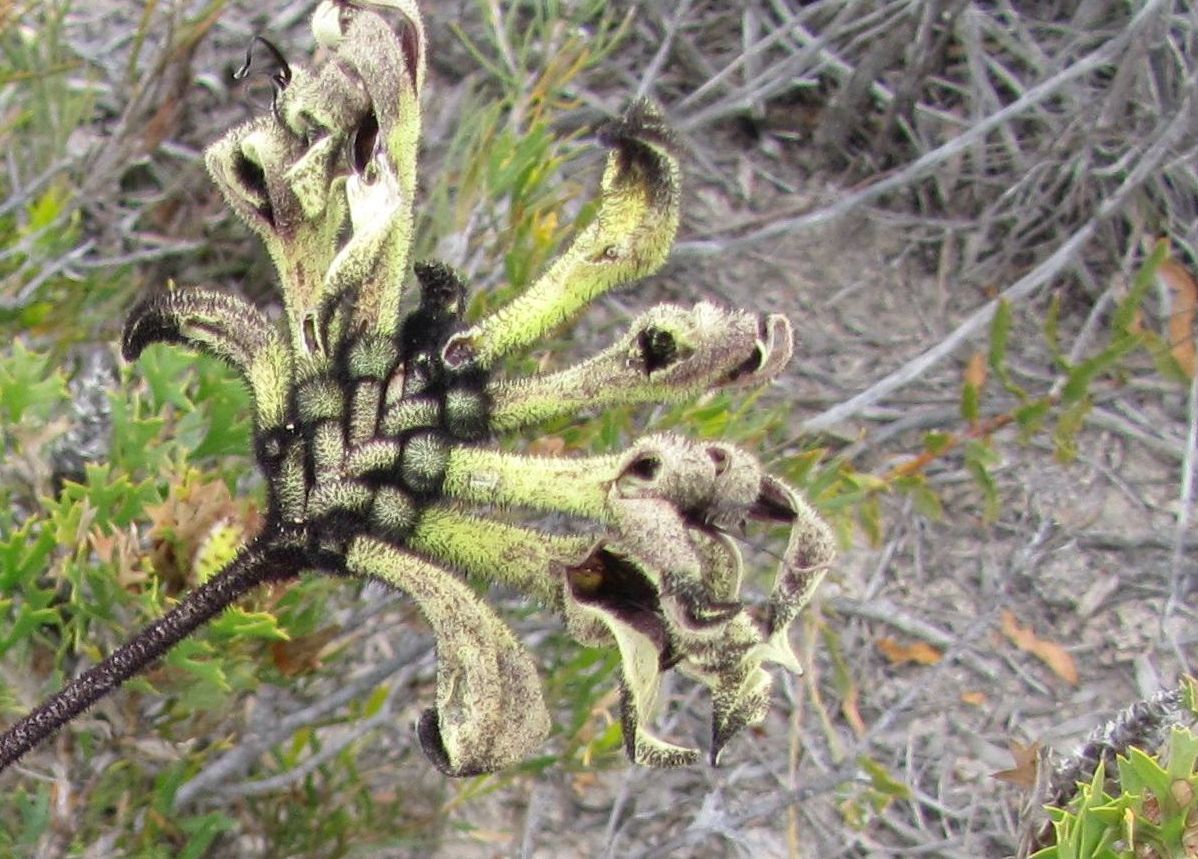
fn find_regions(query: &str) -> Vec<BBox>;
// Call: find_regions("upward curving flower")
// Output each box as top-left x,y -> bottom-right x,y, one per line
0,0 -> 834,777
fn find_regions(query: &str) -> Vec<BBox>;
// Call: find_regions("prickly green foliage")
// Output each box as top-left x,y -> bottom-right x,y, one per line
0,340 -> 339,854
0,0 -> 835,780
1032,725 -> 1198,859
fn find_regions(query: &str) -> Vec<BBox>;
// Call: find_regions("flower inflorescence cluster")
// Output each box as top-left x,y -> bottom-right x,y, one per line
0,0 -> 834,777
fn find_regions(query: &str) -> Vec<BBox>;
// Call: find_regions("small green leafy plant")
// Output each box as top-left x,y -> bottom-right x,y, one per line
1033,725 -> 1198,859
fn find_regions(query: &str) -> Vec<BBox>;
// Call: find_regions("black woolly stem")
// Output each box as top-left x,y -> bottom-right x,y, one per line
0,538 -> 303,774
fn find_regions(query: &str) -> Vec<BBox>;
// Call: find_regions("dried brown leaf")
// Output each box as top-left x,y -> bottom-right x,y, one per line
1000,610 -> 1078,686
842,687 -> 866,739
960,690 -> 987,707
1158,257 -> 1197,378
270,625 -> 341,677
993,740 -> 1040,790
964,350 -> 988,390
146,473 -> 252,590
877,637 -> 942,666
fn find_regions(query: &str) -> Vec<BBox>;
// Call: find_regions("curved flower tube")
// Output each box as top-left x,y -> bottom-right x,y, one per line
0,0 -> 834,776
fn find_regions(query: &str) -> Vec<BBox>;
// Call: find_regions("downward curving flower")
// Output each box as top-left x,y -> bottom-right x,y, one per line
0,0 -> 835,776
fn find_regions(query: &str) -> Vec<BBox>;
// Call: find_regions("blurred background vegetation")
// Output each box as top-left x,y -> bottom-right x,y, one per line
2,1 -> 1197,856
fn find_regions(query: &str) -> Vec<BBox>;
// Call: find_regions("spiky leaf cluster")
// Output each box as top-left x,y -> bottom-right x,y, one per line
0,0 -> 834,776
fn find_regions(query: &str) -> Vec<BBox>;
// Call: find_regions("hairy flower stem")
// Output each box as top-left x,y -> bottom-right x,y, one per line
0,535 -> 306,773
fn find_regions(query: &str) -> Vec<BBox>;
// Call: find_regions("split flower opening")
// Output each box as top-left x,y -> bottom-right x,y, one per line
0,0 -> 834,777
